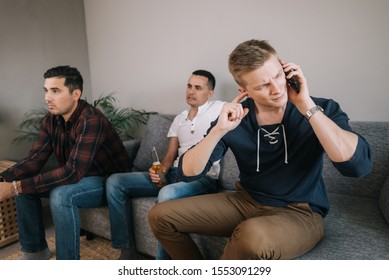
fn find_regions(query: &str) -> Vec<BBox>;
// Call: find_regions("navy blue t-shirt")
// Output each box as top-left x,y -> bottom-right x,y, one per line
178,97 -> 372,217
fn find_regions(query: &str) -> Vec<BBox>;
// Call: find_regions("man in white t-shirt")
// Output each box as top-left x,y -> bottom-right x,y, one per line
106,70 -> 224,259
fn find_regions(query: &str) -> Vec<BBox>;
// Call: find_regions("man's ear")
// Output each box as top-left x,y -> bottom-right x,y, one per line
238,87 -> 248,97
72,89 -> 82,101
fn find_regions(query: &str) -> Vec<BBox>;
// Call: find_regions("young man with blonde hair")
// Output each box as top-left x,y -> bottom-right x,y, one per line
148,39 -> 372,260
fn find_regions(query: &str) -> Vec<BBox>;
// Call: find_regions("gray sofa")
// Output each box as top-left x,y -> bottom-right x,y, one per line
80,114 -> 389,259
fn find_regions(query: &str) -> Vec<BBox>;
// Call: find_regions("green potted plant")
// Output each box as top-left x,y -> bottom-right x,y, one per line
13,93 -> 156,144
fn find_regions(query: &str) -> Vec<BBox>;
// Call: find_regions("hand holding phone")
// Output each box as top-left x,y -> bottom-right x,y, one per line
285,69 -> 300,93
279,58 -> 300,93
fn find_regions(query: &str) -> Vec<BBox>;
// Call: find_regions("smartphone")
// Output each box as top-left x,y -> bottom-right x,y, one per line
285,70 -> 300,93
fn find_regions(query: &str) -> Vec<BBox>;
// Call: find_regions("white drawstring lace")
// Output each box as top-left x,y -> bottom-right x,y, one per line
256,125 -> 288,172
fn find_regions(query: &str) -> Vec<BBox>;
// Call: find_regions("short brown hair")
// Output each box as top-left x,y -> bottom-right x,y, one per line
228,39 -> 277,86
44,65 -> 83,93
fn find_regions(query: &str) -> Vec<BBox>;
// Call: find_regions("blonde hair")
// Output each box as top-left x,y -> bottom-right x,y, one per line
228,39 -> 277,86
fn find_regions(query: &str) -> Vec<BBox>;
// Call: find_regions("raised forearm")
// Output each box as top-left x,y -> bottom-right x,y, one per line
182,126 -> 226,176
308,110 -> 358,162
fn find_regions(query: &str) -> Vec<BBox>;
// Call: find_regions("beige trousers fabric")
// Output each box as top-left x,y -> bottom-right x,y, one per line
148,182 -> 324,259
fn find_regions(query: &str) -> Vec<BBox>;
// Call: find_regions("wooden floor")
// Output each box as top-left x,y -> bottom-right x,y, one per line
0,206 -> 153,260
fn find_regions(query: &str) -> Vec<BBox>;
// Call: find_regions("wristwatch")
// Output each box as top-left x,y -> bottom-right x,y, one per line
304,105 -> 324,121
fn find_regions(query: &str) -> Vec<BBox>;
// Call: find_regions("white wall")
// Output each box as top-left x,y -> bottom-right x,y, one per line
84,0 -> 389,121
0,0 -> 91,160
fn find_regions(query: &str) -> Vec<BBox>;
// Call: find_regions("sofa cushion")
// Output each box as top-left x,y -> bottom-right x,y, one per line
123,139 -> 141,166
132,197 -> 158,256
324,122 -> 389,199
133,114 -> 175,171
379,176 -> 389,224
297,193 -> 389,259
219,148 -> 239,190
79,207 -> 111,240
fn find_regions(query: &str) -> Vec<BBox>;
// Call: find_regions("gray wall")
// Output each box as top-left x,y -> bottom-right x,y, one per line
84,0 -> 389,121
0,0 -> 91,160
1,0 -> 388,162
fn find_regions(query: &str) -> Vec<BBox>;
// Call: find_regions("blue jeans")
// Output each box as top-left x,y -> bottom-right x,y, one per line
15,176 -> 106,260
106,167 -> 218,259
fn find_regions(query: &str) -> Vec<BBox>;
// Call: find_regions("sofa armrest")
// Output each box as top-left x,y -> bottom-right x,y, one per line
123,139 -> 142,165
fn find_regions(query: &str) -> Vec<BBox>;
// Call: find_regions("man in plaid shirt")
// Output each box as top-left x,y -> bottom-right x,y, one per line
0,66 -> 131,259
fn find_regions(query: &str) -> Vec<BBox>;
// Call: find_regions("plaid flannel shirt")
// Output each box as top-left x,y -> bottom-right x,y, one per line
0,100 -> 131,193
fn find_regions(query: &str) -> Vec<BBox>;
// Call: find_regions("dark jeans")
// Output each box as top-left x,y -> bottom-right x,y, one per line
105,167 -> 218,259
15,176 -> 106,260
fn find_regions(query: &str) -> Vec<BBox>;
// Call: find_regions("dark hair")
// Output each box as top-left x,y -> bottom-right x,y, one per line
43,65 -> 83,93
192,70 -> 216,90
229,39 -> 277,86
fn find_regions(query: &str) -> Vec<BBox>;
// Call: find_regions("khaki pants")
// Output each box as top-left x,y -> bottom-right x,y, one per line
148,182 -> 324,260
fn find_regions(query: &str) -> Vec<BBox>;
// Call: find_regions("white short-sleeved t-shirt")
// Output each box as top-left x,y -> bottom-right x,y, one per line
167,100 -> 224,178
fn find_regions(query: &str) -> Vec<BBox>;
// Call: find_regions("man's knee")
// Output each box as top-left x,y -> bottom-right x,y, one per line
148,202 -> 173,233
157,186 -> 179,203
106,175 -> 117,197
223,219 -> 275,259
106,173 -> 132,200
49,187 -> 69,208
106,174 -> 121,192
148,203 -> 162,229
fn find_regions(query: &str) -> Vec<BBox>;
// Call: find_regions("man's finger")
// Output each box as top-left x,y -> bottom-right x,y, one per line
232,92 -> 248,104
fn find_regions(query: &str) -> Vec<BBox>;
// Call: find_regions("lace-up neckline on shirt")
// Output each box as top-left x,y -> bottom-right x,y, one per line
256,124 -> 288,172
